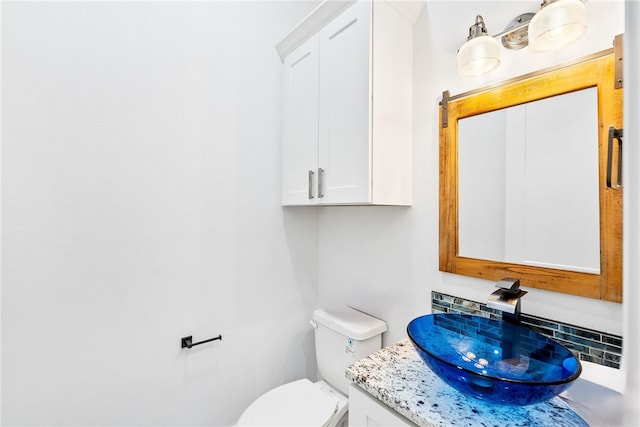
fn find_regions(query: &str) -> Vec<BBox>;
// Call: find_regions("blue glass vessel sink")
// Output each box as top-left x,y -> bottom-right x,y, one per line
407,313 -> 581,406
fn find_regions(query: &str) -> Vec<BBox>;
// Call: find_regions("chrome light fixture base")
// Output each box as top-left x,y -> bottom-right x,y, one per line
501,13 -> 535,50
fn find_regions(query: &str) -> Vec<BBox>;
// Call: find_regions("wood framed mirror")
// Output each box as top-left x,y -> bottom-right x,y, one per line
439,47 -> 623,302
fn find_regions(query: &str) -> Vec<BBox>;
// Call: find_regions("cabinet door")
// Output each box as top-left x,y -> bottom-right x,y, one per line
348,384 -> 417,427
282,36 -> 320,205
318,1 -> 371,204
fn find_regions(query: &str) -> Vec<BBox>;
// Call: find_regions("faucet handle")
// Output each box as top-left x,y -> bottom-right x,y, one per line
496,278 -> 521,293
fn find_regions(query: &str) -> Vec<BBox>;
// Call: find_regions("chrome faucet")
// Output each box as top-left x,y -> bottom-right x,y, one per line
487,278 -> 528,323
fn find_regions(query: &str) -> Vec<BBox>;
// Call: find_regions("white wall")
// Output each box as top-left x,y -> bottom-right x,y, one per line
1,2 -> 319,425
319,0 -> 626,345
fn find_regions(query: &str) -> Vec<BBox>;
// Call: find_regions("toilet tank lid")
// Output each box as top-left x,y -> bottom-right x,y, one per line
312,307 -> 387,340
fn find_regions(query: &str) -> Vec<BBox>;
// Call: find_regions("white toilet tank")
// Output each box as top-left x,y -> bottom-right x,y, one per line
312,307 -> 387,396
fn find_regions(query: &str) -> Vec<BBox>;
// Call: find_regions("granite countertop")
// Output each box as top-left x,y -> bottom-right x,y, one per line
346,339 -> 588,427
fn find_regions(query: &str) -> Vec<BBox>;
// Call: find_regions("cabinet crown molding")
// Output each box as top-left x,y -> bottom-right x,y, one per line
276,0 -> 424,61
276,1 -> 355,61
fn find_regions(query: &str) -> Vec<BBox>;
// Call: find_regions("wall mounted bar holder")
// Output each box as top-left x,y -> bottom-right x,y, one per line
181,334 -> 222,349
607,126 -> 623,188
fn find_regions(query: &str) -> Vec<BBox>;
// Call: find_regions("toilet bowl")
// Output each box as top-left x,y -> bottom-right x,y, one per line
236,379 -> 348,427
236,307 -> 387,427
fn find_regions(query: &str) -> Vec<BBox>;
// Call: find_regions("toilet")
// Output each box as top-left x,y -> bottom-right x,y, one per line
236,307 -> 387,427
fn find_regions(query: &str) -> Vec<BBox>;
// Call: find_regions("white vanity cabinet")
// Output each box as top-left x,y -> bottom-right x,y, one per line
279,0 -> 413,206
349,384 -> 418,427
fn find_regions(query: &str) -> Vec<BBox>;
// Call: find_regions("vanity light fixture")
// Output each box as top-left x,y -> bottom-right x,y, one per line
457,15 -> 501,77
458,0 -> 588,77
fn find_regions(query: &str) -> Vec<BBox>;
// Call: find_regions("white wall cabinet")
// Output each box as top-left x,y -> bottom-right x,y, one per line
348,384 -> 418,427
282,36 -> 321,205
279,1 -> 413,206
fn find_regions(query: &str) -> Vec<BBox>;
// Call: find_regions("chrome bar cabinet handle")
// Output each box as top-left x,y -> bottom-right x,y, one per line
318,168 -> 324,198
308,170 -> 315,199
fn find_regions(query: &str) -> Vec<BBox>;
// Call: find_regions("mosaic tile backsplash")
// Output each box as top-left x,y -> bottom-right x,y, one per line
431,291 -> 623,369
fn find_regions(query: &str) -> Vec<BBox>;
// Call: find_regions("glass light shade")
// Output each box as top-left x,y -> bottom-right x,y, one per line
528,0 -> 587,53
457,35 -> 500,77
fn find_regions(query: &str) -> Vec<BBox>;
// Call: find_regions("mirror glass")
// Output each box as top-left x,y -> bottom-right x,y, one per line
458,88 -> 600,274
